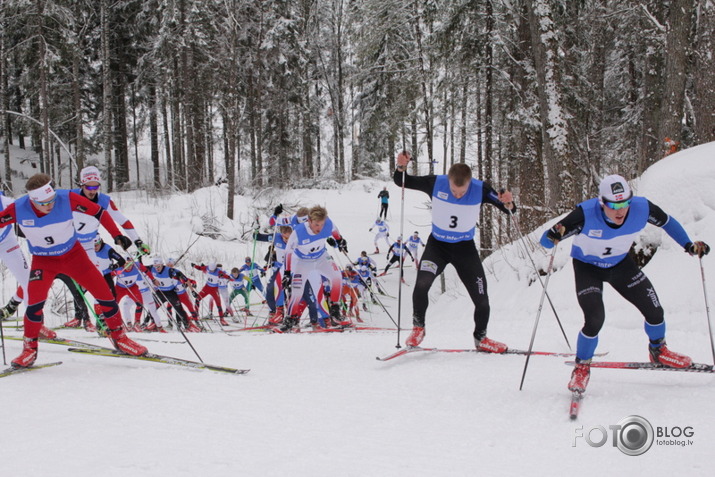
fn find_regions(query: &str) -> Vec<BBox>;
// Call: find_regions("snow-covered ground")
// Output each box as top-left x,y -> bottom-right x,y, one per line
2,144 -> 715,476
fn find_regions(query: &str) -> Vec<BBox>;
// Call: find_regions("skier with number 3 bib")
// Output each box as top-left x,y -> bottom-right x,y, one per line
393,151 -> 516,352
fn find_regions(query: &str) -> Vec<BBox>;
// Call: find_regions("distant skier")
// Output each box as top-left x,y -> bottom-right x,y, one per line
379,236 -> 414,282
377,187 -> 390,219
369,217 -> 391,254
406,231 -> 426,267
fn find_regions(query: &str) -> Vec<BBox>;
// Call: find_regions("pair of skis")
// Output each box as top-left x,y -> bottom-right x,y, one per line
1,336 -> 248,377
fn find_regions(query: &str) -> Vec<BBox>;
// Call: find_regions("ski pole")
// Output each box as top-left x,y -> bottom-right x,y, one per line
509,212 -> 571,350
519,244 -> 558,391
174,234 -> 201,266
396,151 -> 409,348
0,312 -> 6,365
698,256 -> 715,365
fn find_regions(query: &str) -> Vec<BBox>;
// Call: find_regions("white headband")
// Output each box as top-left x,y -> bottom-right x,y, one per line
28,182 -> 56,203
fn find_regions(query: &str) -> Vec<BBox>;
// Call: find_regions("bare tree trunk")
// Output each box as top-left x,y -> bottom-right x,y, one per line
637,2 -> 667,173
1,0 -> 10,187
459,77 -> 468,164
101,0 -> 113,190
693,0 -> 715,144
113,74 -> 130,186
36,0 -> 50,175
149,83 -> 161,188
412,0 -> 434,175
161,91 -> 172,186
223,109 -> 236,219
656,0 -> 694,158
131,83 -> 140,184
526,0 -> 573,210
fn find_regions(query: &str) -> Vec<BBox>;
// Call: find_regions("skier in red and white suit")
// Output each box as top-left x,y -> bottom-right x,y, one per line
0,174 -> 148,368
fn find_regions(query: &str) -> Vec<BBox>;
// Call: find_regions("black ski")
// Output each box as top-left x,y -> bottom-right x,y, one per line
566,360 -> 715,373
67,347 -> 249,375
377,346 -> 607,362
0,361 -> 63,378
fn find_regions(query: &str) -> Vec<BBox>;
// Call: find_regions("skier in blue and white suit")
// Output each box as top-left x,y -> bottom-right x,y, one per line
394,151 -> 515,352
541,174 -> 710,393
282,205 -> 348,332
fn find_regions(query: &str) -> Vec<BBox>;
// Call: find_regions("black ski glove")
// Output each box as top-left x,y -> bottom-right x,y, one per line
274,204 -> 283,216
337,237 -> 348,253
326,237 -> 337,247
114,235 -> 132,250
686,241 -> 710,258
545,224 -> 566,244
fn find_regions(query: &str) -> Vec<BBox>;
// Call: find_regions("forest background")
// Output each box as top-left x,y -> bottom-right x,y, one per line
1,0 -> 713,254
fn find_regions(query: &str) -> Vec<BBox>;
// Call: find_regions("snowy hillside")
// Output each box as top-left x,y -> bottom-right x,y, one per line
2,144 -> 715,476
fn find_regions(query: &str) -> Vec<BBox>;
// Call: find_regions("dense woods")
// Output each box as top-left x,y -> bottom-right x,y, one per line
1,0 -> 713,234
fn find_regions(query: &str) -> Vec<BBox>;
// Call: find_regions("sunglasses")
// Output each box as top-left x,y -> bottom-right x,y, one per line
84,185 -> 100,191
603,198 -> 632,210
32,196 -> 57,207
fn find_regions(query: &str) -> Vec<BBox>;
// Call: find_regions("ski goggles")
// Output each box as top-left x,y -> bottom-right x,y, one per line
603,198 -> 632,210
32,195 -> 57,207
83,184 -> 100,191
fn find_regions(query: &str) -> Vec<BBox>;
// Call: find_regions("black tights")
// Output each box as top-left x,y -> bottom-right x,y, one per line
412,236 -> 490,338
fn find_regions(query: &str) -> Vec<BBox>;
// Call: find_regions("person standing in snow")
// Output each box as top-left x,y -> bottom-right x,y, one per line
377,187 -> 390,220
540,174 -> 710,393
0,173 -> 148,368
394,151 -> 515,352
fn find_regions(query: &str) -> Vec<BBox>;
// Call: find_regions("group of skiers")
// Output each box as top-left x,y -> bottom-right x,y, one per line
0,152 -> 711,398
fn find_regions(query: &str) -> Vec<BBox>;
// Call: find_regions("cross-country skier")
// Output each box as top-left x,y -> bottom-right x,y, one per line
379,236 -> 414,282
406,231 -> 426,267
192,262 -> 233,325
377,187 -> 390,220
254,225 -> 292,324
394,151 -> 515,352
150,256 -> 200,332
368,218 -> 391,254
0,192 -> 30,321
540,174 -> 710,393
281,205 -> 348,332
0,173 -> 147,368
